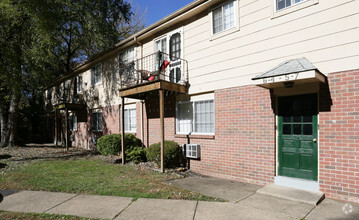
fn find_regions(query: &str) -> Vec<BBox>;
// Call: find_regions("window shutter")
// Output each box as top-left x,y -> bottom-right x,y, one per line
91,68 -> 95,85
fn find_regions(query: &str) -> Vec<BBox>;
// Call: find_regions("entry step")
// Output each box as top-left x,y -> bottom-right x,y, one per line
257,184 -> 325,205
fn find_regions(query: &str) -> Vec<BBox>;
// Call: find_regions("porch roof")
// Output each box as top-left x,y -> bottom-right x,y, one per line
252,58 -> 326,89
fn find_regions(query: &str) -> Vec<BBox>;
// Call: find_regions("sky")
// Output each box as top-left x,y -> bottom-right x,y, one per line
131,0 -> 194,27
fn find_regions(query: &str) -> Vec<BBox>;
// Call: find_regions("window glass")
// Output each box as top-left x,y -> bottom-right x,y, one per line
76,76 -> 82,92
91,64 -> 102,85
124,108 -> 136,132
91,112 -> 102,131
170,33 -> 181,61
177,102 -> 193,134
277,0 -> 305,11
212,1 -> 235,34
177,100 -> 214,134
70,114 -> 77,131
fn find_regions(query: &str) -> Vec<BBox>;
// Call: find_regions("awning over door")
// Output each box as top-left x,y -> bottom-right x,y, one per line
252,58 -> 326,89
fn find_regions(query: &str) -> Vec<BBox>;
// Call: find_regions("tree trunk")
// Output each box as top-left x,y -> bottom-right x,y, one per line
0,106 -> 9,148
7,94 -> 18,147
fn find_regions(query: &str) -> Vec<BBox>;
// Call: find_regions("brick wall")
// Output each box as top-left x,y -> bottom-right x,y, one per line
143,86 -> 275,186
189,86 -> 275,185
319,69 -> 359,203
102,105 -> 120,135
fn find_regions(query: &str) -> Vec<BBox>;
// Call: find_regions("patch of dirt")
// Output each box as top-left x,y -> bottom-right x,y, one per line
0,146 -> 102,174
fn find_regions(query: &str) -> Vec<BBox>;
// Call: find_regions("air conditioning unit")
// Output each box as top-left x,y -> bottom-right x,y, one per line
90,88 -> 99,99
185,144 -> 200,159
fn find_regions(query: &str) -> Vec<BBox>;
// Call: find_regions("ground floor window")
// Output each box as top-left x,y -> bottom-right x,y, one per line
69,114 -> 77,131
124,108 -> 136,132
176,99 -> 214,134
91,111 -> 102,132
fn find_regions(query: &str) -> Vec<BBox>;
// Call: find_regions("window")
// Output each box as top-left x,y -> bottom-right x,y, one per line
47,88 -> 52,101
91,63 -> 102,85
170,33 -> 181,60
69,114 -> 77,131
124,108 -> 136,132
176,100 -> 214,134
155,37 -> 167,53
276,0 -> 306,11
119,47 -> 135,64
76,75 -> 82,92
212,1 -> 236,34
91,111 -> 102,132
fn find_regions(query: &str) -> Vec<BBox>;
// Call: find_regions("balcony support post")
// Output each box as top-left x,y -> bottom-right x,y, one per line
159,89 -> 165,173
65,108 -> 69,151
55,109 -> 58,148
121,97 -> 125,165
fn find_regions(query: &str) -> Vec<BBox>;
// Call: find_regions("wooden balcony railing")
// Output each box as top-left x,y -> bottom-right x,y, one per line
119,51 -> 188,88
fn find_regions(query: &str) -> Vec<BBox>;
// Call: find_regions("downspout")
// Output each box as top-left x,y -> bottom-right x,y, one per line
135,37 -> 145,145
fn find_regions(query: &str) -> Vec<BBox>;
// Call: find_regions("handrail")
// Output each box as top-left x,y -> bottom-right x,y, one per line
119,51 -> 188,88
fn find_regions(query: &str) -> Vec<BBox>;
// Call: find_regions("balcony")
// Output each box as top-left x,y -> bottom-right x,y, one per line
118,51 -> 189,99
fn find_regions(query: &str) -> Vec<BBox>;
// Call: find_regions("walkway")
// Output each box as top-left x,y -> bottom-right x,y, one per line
1,179 -> 359,220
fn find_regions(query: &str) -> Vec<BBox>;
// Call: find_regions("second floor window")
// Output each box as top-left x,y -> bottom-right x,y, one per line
91,63 -> 102,85
124,108 -> 136,132
76,76 -> 82,92
277,0 -> 306,11
170,33 -> 181,61
47,88 -> 52,101
212,1 -> 235,34
91,111 -> 102,132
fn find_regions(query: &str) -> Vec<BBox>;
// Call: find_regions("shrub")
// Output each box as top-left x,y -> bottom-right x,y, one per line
97,134 -> 145,163
126,146 -> 146,164
97,134 -> 122,156
145,140 -> 182,168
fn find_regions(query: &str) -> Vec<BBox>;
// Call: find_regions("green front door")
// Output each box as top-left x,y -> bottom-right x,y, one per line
278,94 -> 318,181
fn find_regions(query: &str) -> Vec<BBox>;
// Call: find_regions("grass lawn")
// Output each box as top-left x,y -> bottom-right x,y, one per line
0,211 -> 96,220
0,159 -> 222,201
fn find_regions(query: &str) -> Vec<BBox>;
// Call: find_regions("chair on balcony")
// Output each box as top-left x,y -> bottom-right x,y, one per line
140,60 -> 170,82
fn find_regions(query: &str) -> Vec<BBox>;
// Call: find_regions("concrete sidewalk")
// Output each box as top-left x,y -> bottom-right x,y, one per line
1,189 -> 359,220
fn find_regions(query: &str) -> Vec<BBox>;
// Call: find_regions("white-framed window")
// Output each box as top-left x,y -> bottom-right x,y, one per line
176,99 -> 214,134
155,37 -> 167,53
124,108 -> 136,132
119,47 -> 135,64
91,63 -> 102,85
276,0 -> 306,11
212,1 -> 236,34
91,110 -> 102,132
76,75 -> 82,92
69,114 -> 77,131
154,28 -> 183,83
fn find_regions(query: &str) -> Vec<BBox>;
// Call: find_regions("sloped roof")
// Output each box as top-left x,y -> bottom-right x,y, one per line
252,57 -> 318,80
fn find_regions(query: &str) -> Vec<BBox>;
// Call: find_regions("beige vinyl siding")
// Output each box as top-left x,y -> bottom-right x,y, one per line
182,0 -> 359,94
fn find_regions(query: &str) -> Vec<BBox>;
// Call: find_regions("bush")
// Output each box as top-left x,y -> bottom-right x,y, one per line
145,140 -> 183,168
126,146 -> 146,164
97,134 -> 122,156
97,134 -> 145,163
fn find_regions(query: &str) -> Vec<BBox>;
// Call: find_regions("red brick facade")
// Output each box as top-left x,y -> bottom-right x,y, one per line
319,70 -> 359,203
69,69 -> 359,203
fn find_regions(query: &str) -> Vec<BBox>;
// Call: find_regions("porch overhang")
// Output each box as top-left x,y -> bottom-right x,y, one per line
252,58 -> 326,89
118,80 -> 187,99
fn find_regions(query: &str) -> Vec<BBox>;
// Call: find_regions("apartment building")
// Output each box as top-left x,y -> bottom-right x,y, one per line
44,0 -> 359,203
